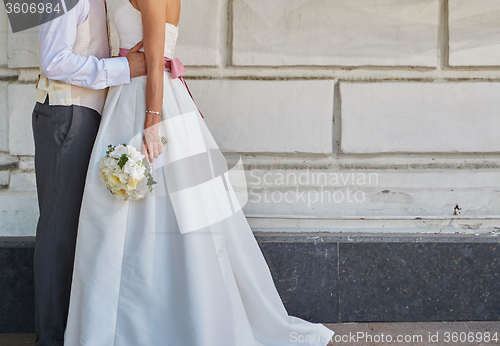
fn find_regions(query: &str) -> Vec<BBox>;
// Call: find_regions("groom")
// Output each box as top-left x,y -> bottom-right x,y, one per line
32,0 -> 146,345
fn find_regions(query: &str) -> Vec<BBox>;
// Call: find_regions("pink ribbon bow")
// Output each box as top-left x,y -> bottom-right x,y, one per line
163,56 -> 186,79
118,48 -> 204,119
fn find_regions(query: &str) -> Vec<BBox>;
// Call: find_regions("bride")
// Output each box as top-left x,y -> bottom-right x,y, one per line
63,0 -> 335,345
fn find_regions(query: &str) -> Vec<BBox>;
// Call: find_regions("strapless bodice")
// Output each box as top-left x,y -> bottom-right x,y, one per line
114,0 -> 178,59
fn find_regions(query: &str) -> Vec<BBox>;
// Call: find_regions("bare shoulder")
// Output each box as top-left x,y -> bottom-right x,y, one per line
132,0 -> 180,26
132,0 -> 168,12
132,0 -> 180,10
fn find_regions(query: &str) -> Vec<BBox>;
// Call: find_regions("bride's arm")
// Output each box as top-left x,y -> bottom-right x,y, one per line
136,0 -> 168,163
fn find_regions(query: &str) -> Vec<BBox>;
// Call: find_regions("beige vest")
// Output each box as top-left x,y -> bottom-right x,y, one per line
36,0 -> 110,115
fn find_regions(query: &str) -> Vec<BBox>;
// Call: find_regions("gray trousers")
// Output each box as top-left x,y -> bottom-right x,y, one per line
32,97 -> 100,346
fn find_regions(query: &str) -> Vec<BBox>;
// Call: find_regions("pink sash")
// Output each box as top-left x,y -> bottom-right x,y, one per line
119,48 -> 204,119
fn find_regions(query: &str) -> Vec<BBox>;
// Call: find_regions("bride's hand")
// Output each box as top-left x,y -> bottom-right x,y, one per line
142,115 -> 163,163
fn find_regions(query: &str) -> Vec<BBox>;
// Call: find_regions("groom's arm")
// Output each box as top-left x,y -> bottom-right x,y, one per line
38,0 -> 131,90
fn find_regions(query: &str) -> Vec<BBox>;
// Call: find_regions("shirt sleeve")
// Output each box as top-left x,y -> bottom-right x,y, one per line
38,0 -> 130,90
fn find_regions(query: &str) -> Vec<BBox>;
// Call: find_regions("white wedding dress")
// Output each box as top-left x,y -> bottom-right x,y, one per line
64,1 -> 335,345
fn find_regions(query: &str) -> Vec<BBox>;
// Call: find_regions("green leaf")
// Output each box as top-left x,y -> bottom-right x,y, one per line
106,144 -> 114,155
453,260 -> 459,265
118,154 -> 129,169
142,159 -> 151,173
147,177 -> 157,186
141,159 -> 158,192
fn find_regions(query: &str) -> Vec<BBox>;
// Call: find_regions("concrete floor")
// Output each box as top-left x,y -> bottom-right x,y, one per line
323,321 -> 500,346
1,321 -> 499,346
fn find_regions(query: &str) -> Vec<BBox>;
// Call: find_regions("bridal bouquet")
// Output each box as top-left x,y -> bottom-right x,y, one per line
98,140 -> 165,201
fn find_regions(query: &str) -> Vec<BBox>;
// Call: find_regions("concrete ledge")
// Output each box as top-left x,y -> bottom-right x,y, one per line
0,193 -> 38,237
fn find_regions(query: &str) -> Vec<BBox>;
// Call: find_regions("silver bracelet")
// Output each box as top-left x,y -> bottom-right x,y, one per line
146,110 -> 162,115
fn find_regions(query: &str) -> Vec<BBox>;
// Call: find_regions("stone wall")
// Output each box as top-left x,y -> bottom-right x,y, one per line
2,0 -> 500,237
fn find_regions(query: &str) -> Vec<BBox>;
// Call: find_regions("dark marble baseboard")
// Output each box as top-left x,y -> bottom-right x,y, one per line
337,242 -> 499,322
1,234 -> 499,333
0,246 -> 34,333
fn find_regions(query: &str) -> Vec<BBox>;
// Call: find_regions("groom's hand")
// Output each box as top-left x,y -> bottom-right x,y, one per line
126,41 -> 147,78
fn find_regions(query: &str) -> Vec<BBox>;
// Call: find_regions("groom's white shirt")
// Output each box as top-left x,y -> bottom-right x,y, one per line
37,0 -> 130,114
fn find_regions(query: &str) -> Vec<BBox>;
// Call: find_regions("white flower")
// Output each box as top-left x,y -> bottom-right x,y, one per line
110,144 -> 128,159
130,149 -> 144,162
98,143 -> 156,201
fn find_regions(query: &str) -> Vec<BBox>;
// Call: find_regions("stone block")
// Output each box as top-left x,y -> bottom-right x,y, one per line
8,83 -> 36,156
8,26 -> 38,68
233,0 -> 439,67
188,79 -> 334,153
340,82 -> 500,153
449,0 -> 500,66
0,171 -> 8,187
0,192 -> 38,236
9,172 -> 36,192
0,82 -> 8,152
